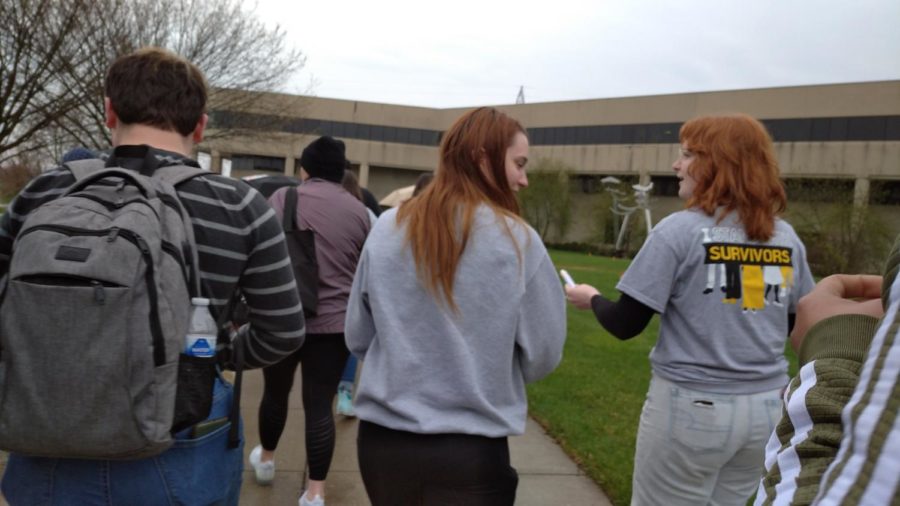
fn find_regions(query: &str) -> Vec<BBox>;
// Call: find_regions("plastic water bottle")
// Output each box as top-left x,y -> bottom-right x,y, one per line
185,297 -> 217,357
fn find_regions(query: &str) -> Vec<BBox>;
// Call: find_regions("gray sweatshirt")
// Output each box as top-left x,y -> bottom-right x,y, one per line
345,205 -> 566,437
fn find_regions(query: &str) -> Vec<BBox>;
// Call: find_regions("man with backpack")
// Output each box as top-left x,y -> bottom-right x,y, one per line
0,47 -> 305,505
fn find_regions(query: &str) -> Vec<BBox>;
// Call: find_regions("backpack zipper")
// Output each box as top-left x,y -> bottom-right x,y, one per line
92,280 -> 106,304
72,193 -> 159,217
70,188 -> 191,287
21,224 -> 189,287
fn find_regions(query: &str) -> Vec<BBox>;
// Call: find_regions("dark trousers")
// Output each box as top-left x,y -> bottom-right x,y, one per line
258,332 -> 349,481
357,420 -> 518,506
725,263 -> 742,299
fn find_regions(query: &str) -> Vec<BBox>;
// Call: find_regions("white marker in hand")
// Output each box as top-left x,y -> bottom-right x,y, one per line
560,269 -> 575,287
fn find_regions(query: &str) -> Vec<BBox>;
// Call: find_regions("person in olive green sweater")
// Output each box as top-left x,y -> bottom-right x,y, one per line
755,235 -> 900,505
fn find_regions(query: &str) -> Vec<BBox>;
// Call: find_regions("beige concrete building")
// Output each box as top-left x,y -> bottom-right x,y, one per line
200,81 -> 900,243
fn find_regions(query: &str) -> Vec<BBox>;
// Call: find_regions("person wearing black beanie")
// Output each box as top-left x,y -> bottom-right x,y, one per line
299,136 -> 346,183
252,134 -> 371,506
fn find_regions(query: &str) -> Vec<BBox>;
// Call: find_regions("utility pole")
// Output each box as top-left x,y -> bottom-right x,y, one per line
516,85 -> 525,104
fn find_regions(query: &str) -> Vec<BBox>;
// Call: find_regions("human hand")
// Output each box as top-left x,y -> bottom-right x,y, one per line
564,284 -> 601,310
791,274 -> 884,352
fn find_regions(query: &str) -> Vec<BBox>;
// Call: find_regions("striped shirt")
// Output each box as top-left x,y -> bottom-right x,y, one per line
755,242 -> 900,505
0,145 -> 305,369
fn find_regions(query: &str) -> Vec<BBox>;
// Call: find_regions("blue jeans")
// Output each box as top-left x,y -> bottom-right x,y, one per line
631,375 -> 783,506
341,354 -> 358,384
1,376 -> 243,506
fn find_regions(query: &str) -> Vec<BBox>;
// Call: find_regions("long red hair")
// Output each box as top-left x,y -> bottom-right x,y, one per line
397,107 -> 526,310
681,114 -> 786,241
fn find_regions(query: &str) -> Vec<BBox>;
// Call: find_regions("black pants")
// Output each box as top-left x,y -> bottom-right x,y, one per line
258,332 -> 349,481
357,420 -> 518,506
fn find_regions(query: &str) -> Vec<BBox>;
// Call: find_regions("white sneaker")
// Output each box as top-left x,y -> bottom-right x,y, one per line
248,445 -> 275,485
299,491 -> 325,506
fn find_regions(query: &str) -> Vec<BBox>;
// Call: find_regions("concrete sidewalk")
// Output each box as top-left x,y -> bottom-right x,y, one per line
238,369 -> 613,505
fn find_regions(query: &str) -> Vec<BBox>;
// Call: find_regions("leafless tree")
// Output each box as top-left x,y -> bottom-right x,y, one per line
0,0 -> 90,163
1,0 -> 307,163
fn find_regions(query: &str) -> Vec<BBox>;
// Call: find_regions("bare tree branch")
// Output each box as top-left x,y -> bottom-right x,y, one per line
0,0 -> 89,163
1,0 -> 308,163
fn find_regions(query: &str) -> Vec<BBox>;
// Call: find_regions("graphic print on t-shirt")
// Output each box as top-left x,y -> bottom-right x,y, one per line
700,227 -> 795,313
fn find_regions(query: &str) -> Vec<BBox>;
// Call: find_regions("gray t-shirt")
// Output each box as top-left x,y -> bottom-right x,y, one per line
345,205 -> 567,437
618,209 -> 815,394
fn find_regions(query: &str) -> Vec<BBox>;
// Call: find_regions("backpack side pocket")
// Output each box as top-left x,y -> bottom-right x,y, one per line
171,353 -> 217,433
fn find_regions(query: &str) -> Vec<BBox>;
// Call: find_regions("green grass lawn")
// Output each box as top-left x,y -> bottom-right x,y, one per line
527,250 -> 798,505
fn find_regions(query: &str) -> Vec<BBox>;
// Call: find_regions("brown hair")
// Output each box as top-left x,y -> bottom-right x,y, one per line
397,107 -> 526,311
105,47 -> 208,136
680,114 -> 786,241
341,169 -> 363,201
412,172 -> 434,197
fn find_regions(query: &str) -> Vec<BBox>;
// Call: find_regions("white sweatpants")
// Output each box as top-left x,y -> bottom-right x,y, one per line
631,375 -> 783,506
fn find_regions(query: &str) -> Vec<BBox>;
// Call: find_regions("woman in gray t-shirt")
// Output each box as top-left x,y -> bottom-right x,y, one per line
566,114 -> 814,506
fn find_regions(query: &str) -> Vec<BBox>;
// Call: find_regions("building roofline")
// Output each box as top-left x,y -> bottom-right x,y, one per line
234,79 -> 899,111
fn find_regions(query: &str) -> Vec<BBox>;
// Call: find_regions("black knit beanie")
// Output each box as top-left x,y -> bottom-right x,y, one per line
300,136 -> 346,183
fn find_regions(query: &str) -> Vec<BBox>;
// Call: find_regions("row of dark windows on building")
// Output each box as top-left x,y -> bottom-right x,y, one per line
531,116 -> 900,145
300,119 -> 442,146
212,110 -> 900,147
210,111 -> 441,147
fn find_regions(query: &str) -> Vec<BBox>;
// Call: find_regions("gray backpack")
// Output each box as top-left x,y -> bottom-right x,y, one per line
0,160 -> 209,459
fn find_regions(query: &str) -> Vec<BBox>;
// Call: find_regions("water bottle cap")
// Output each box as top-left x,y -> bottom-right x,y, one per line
191,297 -> 210,306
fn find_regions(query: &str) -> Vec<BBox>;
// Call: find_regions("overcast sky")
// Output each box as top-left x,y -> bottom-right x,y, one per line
252,0 -> 900,109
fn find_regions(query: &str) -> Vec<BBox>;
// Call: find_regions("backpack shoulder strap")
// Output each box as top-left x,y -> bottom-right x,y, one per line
283,187 -> 299,232
64,167 -> 157,198
151,165 -> 207,298
153,164 -> 208,187
64,159 -> 107,182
